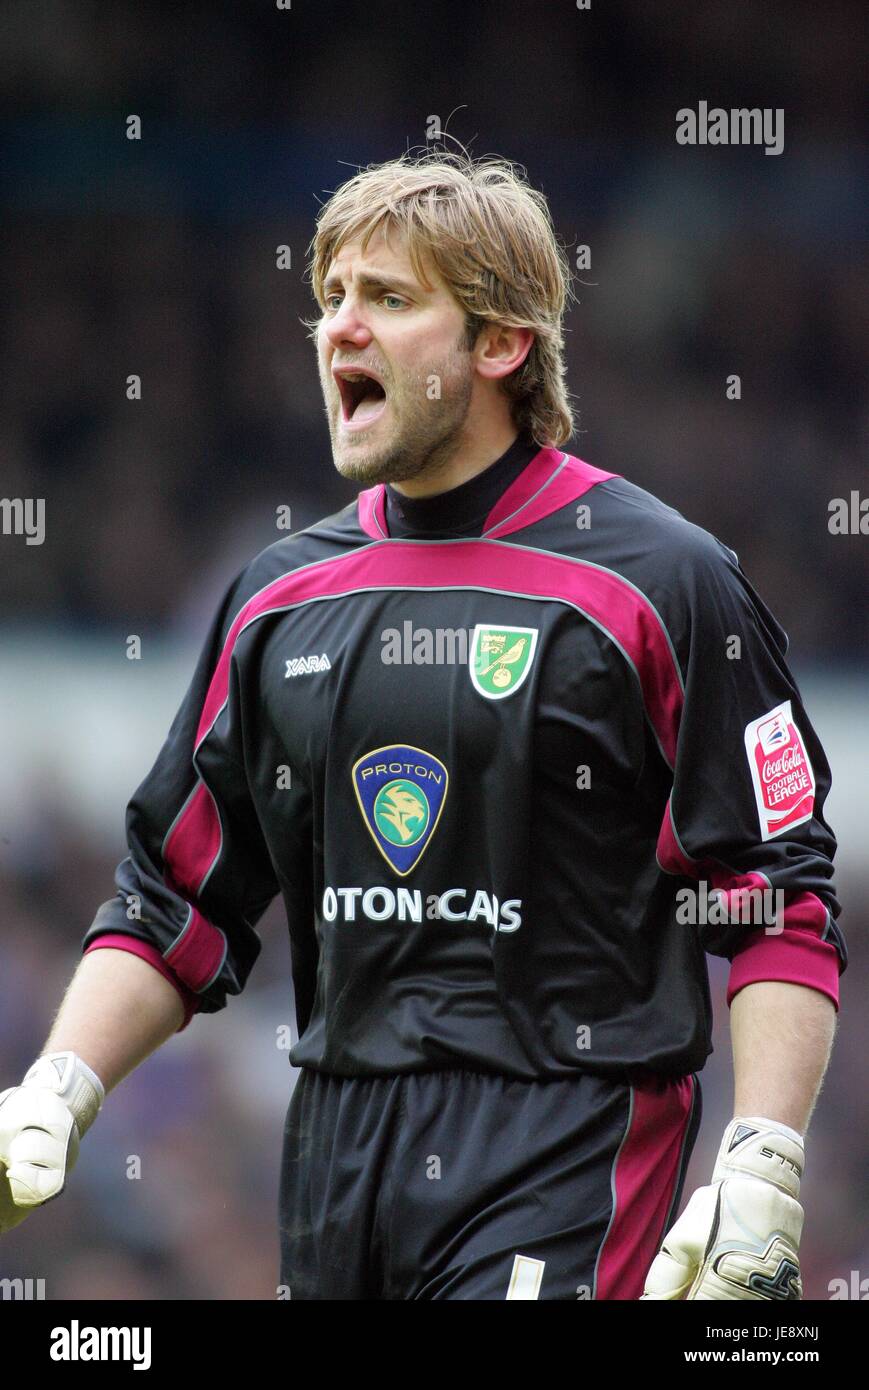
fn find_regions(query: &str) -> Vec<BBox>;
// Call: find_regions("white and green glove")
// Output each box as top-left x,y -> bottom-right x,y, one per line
642,1116 -> 804,1300
0,1051 -> 104,1235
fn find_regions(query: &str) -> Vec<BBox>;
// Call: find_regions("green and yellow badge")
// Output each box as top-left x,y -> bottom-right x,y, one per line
469,625 -> 539,701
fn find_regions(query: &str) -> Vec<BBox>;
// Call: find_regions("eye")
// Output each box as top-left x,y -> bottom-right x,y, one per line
381,294 -> 407,310
324,294 -> 343,311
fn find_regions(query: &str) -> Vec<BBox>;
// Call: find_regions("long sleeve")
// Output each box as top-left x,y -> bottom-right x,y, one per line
83,568 -> 281,1029
655,535 -> 846,1008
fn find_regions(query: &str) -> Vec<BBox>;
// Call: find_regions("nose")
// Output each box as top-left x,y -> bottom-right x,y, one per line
323,291 -> 374,351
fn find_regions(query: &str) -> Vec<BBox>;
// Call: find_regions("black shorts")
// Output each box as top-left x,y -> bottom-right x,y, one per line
278,1067 -> 701,1300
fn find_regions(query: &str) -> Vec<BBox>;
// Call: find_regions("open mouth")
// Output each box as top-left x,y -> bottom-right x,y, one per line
334,369 -> 388,426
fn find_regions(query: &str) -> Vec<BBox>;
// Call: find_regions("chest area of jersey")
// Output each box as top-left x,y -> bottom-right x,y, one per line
257,586 -> 634,771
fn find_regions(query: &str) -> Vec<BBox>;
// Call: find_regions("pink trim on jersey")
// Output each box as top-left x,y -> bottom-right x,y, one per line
83,935 -> 198,1030
658,801 -> 839,1001
659,814 -> 783,904
163,906 -> 225,993
596,1074 -> 696,1300
774,889 -> 831,934
194,540 -> 683,759
356,449 -> 617,542
163,782 -> 222,900
727,930 -> 841,1009
159,792 -> 227,993
357,483 -> 387,539
484,450 -> 617,538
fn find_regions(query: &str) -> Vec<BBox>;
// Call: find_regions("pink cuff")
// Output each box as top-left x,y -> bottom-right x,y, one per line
84,935 -> 200,1031
726,927 -> 841,1009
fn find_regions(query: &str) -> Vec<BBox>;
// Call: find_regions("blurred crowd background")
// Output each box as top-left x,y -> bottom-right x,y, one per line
0,0 -> 866,1299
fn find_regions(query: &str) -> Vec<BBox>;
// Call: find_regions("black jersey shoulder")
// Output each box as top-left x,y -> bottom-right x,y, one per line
514,471 -> 735,570
511,469 -> 790,663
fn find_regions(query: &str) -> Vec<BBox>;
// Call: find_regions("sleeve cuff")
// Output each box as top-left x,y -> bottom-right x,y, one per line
83,935 -> 200,1031
726,927 -> 842,1009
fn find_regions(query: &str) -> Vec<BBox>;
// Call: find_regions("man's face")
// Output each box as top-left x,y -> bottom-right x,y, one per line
315,228 -> 477,486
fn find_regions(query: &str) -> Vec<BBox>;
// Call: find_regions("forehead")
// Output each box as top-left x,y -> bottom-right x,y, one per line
324,224 -> 443,294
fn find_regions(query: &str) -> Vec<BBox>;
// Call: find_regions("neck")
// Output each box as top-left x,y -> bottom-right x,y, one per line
390,419 -> 520,500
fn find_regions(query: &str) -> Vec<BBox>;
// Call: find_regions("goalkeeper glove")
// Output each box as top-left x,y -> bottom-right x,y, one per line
641,1115 -> 804,1300
0,1051 -> 104,1235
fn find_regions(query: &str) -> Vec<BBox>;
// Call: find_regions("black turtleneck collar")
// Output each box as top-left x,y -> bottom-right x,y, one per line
384,433 -> 540,540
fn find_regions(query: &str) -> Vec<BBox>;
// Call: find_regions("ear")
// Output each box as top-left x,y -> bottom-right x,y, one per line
473,324 -> 534,382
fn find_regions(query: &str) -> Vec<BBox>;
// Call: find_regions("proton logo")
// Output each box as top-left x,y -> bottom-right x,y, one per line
352,745 -> 449,876
470,625 -> 539,700
374,780 -> 429,846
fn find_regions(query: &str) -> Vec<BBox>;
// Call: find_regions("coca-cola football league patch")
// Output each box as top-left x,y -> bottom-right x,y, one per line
744,700 -> 816,841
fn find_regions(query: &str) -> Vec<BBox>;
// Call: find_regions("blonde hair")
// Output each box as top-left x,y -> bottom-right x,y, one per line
307,149 -> 575,447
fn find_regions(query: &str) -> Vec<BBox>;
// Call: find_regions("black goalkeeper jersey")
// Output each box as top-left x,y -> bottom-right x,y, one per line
84,441 -> 846,1081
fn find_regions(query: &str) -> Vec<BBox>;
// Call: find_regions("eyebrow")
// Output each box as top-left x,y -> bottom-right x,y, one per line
321,270 -> 427,298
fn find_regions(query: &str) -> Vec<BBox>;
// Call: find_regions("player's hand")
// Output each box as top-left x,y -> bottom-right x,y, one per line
0,1052 -> 104,1235
641,1116 -> 804,1300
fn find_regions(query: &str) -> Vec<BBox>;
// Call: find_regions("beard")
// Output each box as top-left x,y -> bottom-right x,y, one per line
320,335 -> 476,487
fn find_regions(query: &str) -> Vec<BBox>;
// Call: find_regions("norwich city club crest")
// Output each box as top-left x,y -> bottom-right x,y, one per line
469,625 -> 539,700
352,744 -> 449,876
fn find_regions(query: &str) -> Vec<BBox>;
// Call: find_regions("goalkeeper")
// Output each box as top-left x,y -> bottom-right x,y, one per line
1,150 -> 844,1299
